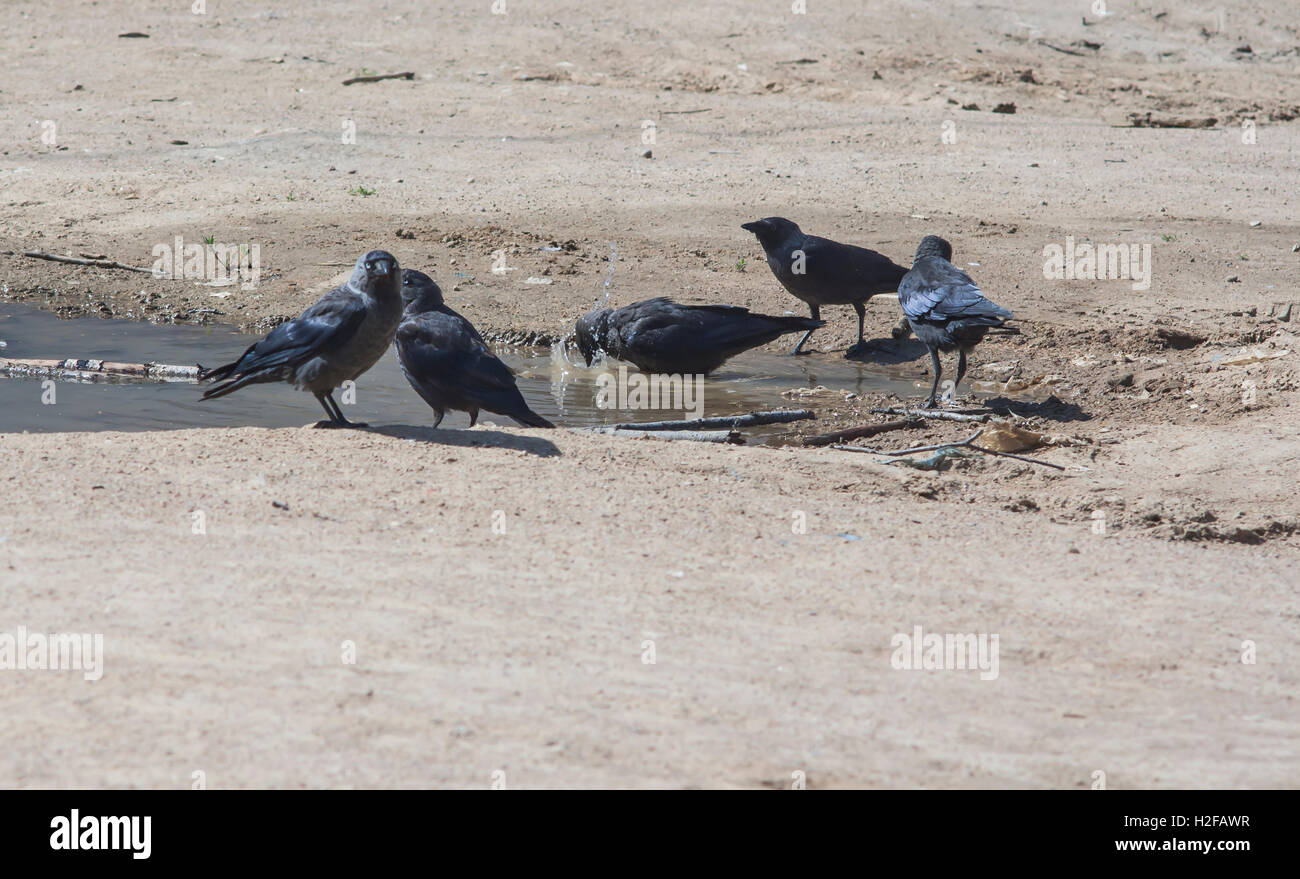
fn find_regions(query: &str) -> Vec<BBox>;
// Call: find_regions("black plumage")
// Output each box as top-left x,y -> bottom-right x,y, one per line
199,250 -> 402,427
574,297 -> 824,375
395,270 -> 553,429
741,217 -> 909,355
898,236 -> 1013,408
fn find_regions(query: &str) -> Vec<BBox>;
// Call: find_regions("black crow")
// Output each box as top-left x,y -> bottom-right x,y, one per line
200,250 -> 402,427
395,270 -> 553,429
573,297 -> 823,375
741,216 -> 909,355
898,236 -> 1013,408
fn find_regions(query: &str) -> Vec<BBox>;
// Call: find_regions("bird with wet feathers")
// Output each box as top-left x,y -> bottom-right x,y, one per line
574,297 -> 824,375
898,235 -> 1013,408
199,249 -> 403,427
741,216 -> 910,355
395,269 -> 554,428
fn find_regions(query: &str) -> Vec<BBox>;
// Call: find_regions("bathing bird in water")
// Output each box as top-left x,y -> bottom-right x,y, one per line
199,250 -> 403,427
574,297 -> 824,375
898,235 -> 1013,408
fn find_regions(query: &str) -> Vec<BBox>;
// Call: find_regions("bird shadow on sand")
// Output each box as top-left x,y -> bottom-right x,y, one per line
980,395 -> 1092,423
370,424 -> 562,457
843,337 -> 930,365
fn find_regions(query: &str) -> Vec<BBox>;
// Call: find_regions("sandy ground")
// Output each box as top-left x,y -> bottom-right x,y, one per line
1,1 -> 1298,788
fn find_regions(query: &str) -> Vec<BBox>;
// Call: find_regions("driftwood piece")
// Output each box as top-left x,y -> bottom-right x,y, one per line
612,409 -> 813,432
22,250 -> 155,274
802,417 -> 921,447
586,427 -> 744,444
871,407 -> 991,423
341,72 -> 415,85
0,357 -> 199,382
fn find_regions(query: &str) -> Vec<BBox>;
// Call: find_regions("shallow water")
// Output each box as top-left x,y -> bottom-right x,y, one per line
0,303 -> 926,436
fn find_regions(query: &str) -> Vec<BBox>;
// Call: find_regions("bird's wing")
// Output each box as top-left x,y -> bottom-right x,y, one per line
898,259 -> 1011,321
802,236 -> 907,287
229,287 -> 368,374
397,313 -> 520,395
620,301 -> 808,361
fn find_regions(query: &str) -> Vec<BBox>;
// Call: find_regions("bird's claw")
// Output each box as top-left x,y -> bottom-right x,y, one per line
314,419 -> 368,430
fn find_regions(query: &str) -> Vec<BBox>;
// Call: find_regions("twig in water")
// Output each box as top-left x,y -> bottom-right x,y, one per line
23,251 -> 155,275
0,357 -> 198,383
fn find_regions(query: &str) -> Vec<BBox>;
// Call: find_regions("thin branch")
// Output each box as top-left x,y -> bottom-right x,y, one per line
802,417 -> 921,447
341,71 -> 415,85
22,250 -> 155,275
833,428 -> 1066,470
585,427 -> 744,444
613,409 -> 812,431
0,357 -> 198,382
871,407 -> 990,423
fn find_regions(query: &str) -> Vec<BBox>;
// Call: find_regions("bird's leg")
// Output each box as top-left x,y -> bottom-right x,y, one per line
955,350 -> 968,395
923,348 -> 942,409
314,393 -> 336,422
468,410 -> 479,427
845,301 -> 872,358
792,304 -> 819,355
317,391 -> 367,429
430,409 -> 445,429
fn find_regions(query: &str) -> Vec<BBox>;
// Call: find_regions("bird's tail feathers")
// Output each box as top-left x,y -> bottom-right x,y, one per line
513,408 -> 555,429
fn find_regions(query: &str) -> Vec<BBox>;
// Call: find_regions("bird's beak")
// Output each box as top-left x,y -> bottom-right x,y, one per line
741,221 -> 763,233
373,261 -> 392,276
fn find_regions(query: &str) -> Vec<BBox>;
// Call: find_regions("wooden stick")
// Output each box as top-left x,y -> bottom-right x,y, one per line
22,251 -> 155,275
586,427 -> 744,444
833,427 -> 1066,470
341,72 -> 415,85
1038,40 -> 1086,56
0,357 -> 198,382
802,417 -> 921,447
871,407 -> 990,423
612,409 -> 813,431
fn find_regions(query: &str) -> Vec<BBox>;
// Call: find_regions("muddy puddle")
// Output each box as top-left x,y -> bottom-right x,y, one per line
0,303 -> 929,438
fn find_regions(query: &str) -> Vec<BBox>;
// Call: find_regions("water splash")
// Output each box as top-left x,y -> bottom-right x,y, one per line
599,242 -> 616,308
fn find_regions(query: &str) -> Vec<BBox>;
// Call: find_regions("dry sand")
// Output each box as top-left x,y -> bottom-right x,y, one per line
1,1 -> 1298,788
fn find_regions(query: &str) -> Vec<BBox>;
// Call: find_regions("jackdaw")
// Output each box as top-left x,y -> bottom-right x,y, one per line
898,236 -> 1013,408
574,297 -> 824,375
395,270 -> 554,428
741,217 -> 909,355
200,250 -> 403,427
